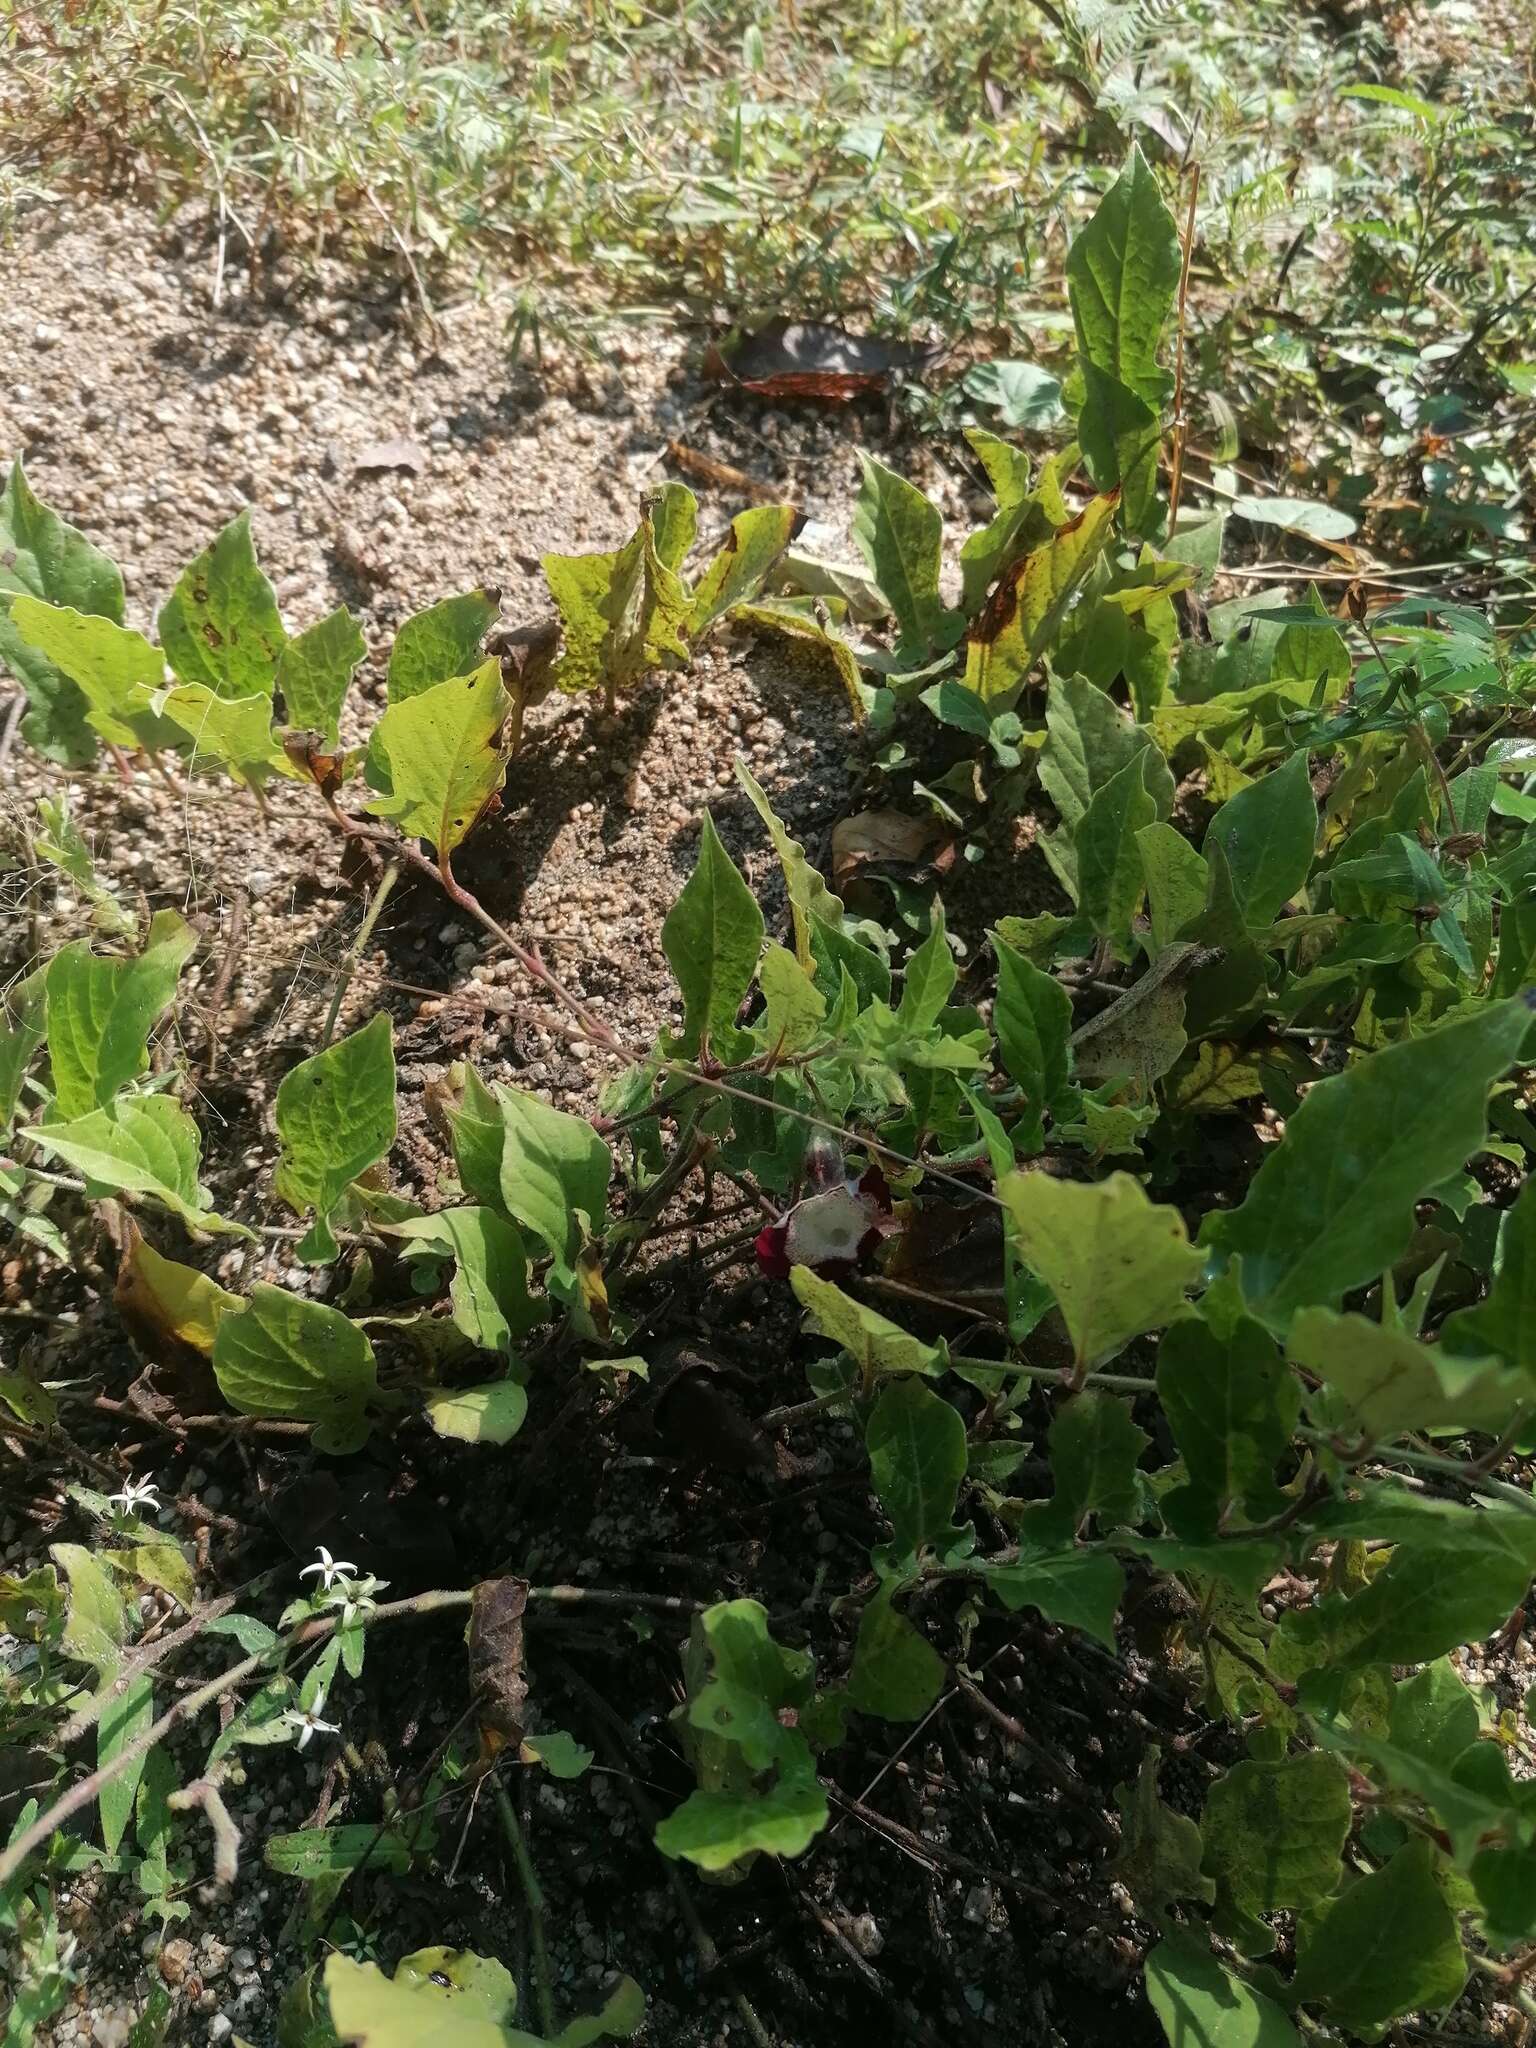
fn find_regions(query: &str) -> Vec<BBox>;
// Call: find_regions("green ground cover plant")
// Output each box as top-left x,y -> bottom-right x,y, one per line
4,132 -> 1536,2043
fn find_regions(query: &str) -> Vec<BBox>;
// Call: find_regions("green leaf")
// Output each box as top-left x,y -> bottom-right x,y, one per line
544,502 -> 692,697
1204,997 -> 1534,1331
325,1951 -> 643,2048
99,1670 -> 155,1856
1077,364 -> 1162,530
1114,1754 -> 1216,1919
790,1267 -> 944,1383
735,759 -> 844,970
516,1728 -> 594,1779
45,910 -> 194,1117
52,1542 -> 128,1673
1291,1840 -> 1465,2032
1287,1308 -> 1524,1440
1040,670 -> 1175,832
852,453 -> 961,663
267,1825 -> 415,1879
34,1095 -> 244,1234
158,682 -> 300,792
1278,1516 -> 1536,1671
1201,1754 -> 1351,1936
658,1600 -> 827,1874
423,1379 -> 528,1445
1157,1308 -> 1300,1524
662,813 -> 764,1056
1390,1658 -> 1482,1771
1441,1178 -> 1536,1372
1231,495 -> 1358,542
1031,1389 -> 1149,1538
978,1549 -> 1125,1649
958,428 -> 1045,614
364,659 -> 510,863
1138,822 -> 1210,950
386,1207 -> 539,1352
961,494 -> 1120,704
1066,146 -> 1181,410
212,1284 -> 377,1448
689,504 -> 797,636
158,510 -> 285,699
848,1588 -> 946,1720
1203,750 -> 1317,927
1077,752 -> 1157,939
275,606 -> 367,746
992,933 -> 1072,1152
386,589 -> 498,702
756,942 -> 827,1056
273,1014 -> 397,1263
0,458 -> 122,765
654,1776 -> 828,1875
962,363 -> 1065,432
1001,1169 -> 1203,1371
896,907 -> 957,1034
865,1377 -> 971,1580
1069,942 -> 1197,1089
1,966 -> 48,1130
490,1081 -> 612,1275
6,597 -> 168,752
1145,1932 -> 1303,2048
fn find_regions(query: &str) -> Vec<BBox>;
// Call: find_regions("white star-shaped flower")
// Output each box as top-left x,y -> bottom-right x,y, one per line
299,1546 -> 356,1589
107,1478 -> 161,1518
284,1697 -> 340,1750
324,1576 -> 388,1628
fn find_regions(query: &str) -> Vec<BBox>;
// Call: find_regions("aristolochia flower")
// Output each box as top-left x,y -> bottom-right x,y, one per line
756,1139 -> 893,1280
299,1546 -> 356,1590
285,1697 -> 340,1750
107,1478 -> 161,1517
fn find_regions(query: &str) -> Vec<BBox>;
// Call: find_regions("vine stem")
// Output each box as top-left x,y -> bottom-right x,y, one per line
493,1777 -> 556,2037
0,1586 -> 474,1890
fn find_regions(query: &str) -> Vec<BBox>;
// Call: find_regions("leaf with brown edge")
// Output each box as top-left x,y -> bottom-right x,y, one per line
112,1213 -> 240,1407
960,491 -> 1120,705
468,1576 -> 529,1751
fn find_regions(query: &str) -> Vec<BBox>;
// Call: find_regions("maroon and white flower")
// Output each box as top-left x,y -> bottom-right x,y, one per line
755,1137 -> 894,1279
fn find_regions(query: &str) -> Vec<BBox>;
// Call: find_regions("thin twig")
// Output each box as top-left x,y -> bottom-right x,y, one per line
1166,161 -> 1201,531
320,862 -> 398,1050
200,887 -> 248,1077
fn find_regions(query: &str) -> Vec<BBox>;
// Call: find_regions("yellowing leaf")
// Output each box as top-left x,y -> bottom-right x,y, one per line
157,509 -> 285,698
7,597 -> 169,751
364,659 -> 509,864
1001,1170 -> 1203,1371
961,492 -> 1120,705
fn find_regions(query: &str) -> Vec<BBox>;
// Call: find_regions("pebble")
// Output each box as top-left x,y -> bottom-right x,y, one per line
245,869 -> 275,899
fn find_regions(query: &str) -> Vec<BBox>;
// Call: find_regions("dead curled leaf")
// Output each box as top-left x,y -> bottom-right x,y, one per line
706,319 -> 937,402
831,809 -> 953,893
665,440 -> 782,504
468,1576 -> 529,1749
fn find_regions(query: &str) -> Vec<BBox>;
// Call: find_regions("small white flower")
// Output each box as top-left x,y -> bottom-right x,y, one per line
324,1576 -> 388,1627
107,1478 -> 160,1518
299,1546 -> 356,1589
284,1697 -> 340,1750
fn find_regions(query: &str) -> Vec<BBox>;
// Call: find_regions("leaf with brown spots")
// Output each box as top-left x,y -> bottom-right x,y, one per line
960,490 -> 1119,705
158,510 -> 286,701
